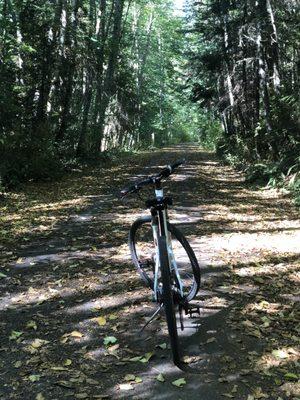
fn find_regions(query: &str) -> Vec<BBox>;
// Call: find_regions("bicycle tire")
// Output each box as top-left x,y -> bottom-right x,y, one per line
129,216 -> 201,303
158,236 -> 181,365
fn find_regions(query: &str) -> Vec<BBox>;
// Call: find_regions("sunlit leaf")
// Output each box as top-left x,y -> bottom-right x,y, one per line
9,331 -> 23,340
129,356 -> 142,362
26,320 -> 37,330
156,373 -> 165,382
206,337 -> 216,343
124,374 -> 136,381
70,331 -> 84,338
119,383 -> 134,391
95,316 -> 107,326
31,338 -> 49,348
29,374 -> 40,382
14,361 -> 22,368
284,372 -> 298,381
103,336 -> 117,346
272,349 -> 288,359
172,378 -> 186,387
139,352 -> 154,363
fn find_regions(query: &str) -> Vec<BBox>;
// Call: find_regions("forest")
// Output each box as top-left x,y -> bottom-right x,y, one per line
0,0 -> 299,199
0,1 -> 300,399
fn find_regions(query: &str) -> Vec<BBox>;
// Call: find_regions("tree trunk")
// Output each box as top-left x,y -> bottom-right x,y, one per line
93,0 -> 124,155
266,0 -> 280,93
55,0 -> 80,143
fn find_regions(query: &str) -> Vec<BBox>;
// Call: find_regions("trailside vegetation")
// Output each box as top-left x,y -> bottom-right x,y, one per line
0,0 -> 198,188
186,0 -> 300,203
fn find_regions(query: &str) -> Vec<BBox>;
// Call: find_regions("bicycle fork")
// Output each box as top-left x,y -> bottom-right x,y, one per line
152,209 -> 184,302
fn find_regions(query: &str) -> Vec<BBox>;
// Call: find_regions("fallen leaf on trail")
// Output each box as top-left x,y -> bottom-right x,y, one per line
36,394 -> 45,400
222,394 -> 235,398
29,374 -> 40,382
135,377 -> 142,383
107,344 -> 119,354
140,352 -> 154,363
51,366 -> 69,371
63,359 -> 72,366
70,331 -> 84,338
183,355 -> 203,364
124,374 -> 136,382
284,372 -> 298,381
109,314 -> 118,320
0,272 -> 8,278
206,337 -> 216,343
172,378 -> 186,387
95,316 -> 107,326
119,383 -> 134,391
157,342 -> 167,350
272,349 -> 289,359
26,320 -> 37,330
103,336 -> 117,346
75,394 -> 88,399
14,361 -> 22,368
31,338 -> 49,348
242,320 -> 254,328
9,331 -> 23,340
156,373 -> 165,382
129,356 -> 142,362
232,385 -> 238,393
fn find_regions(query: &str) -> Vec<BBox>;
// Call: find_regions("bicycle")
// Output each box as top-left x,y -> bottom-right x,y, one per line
121,160 -> 201,366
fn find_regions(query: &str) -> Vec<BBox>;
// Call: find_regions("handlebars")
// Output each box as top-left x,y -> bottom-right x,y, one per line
120,159 -> 185,198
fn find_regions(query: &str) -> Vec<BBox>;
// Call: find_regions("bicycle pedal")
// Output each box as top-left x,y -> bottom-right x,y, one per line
184,304 -> 201,318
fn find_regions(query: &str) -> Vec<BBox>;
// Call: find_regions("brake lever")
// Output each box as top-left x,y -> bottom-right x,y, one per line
120,187 -> 141,204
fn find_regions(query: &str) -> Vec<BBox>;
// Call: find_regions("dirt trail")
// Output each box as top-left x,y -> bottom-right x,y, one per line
0,144 -> 299,400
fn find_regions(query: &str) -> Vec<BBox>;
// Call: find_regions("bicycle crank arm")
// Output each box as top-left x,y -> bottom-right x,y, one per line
184,303 -> 201,318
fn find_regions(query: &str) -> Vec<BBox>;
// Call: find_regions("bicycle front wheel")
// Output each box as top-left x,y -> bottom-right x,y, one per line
158,236 -> 181,365
129,216 -> 201,303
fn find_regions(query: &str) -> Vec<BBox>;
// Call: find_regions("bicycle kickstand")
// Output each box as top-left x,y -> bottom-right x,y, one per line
140,303 -> 163,332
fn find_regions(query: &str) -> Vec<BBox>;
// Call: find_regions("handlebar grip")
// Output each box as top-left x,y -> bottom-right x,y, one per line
121,182 -> 139,196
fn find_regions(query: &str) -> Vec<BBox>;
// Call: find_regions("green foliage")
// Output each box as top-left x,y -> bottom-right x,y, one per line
196,112 -> 222,150
0,126 -> 62,187
186,0 -> 300,202
0,0 -> 198,189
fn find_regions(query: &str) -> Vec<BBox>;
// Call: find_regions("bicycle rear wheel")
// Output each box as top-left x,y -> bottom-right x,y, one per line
129,216 -> 200,303
158,236 -> 181,365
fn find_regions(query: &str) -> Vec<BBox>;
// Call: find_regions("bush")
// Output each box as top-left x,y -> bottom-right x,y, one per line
0,125 -> 63,188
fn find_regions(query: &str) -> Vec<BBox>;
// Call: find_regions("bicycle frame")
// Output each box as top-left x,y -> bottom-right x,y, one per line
149,184 -> 184,301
